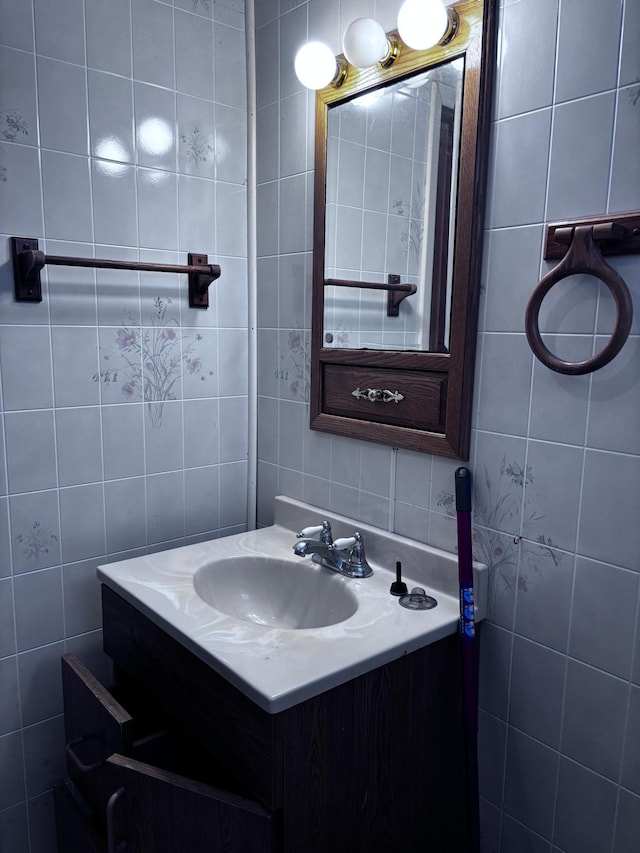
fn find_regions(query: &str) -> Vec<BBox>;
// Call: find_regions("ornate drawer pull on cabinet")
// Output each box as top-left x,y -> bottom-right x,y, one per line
351,388 -> 405,404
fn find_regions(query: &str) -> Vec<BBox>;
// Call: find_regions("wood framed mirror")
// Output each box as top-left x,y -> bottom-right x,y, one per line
310,0 -> 496,459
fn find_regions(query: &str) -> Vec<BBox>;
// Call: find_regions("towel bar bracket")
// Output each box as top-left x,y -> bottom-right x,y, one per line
324,273 -> 418,318
545,212 -> 640,260
10,237 -> 221,309
11,237 -> 41,303
187,252 -> 212,309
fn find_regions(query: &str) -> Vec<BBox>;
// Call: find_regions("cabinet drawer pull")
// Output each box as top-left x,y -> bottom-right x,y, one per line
351,387 -> 405,404
65,737 -> 103,773
106,786 -> 127,853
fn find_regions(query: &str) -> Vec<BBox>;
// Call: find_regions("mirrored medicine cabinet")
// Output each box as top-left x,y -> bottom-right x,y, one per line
309,0 -> 497,459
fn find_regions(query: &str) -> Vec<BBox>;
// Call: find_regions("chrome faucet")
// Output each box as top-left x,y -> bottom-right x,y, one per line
293,521 -> 372,578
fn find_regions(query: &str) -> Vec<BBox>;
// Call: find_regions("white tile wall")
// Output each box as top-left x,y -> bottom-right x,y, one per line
256,1 -> 640,850
0,0 -> 247,848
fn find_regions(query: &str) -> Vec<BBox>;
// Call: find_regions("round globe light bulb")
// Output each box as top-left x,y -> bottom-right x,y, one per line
294,41 -> 338,90
397,0 -> 448,51
342,18 -> 389,69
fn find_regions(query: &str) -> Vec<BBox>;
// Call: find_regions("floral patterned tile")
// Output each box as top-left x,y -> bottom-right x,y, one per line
10,491 -> 61,574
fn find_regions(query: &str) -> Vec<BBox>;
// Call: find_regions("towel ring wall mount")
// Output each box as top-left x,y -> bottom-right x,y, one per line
525,213 -> 640,375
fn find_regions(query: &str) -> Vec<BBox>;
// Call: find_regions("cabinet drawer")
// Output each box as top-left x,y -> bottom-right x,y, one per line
322,363 -> 447,431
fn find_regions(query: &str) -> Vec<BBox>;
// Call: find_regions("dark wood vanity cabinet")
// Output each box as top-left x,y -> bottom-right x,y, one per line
57,585 -> 469,853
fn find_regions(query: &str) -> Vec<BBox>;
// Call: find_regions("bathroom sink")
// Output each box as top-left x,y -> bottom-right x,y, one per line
193,555 -> 358,629
97,495 -> 487,712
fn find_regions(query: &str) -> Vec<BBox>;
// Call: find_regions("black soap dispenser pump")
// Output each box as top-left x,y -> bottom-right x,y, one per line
390,560 -> 408,596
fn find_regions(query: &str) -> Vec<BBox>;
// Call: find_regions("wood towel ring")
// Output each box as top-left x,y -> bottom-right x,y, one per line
525,224 -> 633,375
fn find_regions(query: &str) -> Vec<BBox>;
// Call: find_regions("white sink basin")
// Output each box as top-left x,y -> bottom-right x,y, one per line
193,555 -> 358,629
97,496 -> 487,713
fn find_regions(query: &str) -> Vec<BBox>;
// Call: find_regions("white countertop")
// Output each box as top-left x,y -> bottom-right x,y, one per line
98,496 -> 486,714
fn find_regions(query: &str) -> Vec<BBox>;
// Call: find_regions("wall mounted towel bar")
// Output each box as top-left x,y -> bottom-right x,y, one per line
324,273 -> 417,317
11,237 -> 221,309
525,212 -> 640,375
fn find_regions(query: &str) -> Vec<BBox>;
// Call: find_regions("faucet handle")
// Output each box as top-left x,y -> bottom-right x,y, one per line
333,536 -> 357,550
298,524 -> 324,538
297,520 -> 333,543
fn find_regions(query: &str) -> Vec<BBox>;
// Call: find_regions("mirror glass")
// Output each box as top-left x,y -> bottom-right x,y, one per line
323,59 -> 463,353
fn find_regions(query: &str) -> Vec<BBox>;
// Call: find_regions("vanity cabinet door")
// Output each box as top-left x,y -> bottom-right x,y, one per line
60,652 -> 277,852
105,753 -> 275,853
61,653 -> 135,825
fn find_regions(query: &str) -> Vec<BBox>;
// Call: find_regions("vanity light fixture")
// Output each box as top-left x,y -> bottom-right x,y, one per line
293,17 -> 398,91
294,41 -> 347,91
397,0 -> 458,50
295,3 -> 458,91
341,18 -> 399,70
